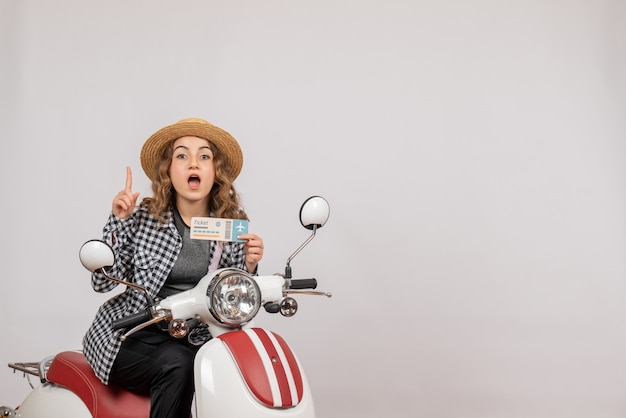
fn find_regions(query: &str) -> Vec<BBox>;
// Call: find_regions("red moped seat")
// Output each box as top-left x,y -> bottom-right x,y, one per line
46,351 -> 150,418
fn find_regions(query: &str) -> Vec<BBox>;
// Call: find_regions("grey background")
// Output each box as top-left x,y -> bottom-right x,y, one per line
1,1 -> 625,417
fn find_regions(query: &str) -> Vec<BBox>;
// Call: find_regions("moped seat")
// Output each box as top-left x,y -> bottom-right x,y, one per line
46,350 -> 150,418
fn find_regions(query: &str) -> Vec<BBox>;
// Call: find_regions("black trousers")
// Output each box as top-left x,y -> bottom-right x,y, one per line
109,325 -> 200,418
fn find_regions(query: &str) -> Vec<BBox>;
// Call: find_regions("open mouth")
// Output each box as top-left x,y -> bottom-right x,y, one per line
188,175 -> 201,189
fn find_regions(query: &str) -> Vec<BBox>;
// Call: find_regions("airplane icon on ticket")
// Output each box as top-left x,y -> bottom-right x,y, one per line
235,222 -> 247,233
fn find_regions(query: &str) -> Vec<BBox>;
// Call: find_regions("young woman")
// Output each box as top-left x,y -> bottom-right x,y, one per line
83,118 -> 264,418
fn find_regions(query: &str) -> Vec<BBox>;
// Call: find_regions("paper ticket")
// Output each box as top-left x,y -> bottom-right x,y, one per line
190,217 -> 249,242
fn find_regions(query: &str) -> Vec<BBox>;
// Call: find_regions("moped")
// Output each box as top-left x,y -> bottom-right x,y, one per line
1,196 -> 331,418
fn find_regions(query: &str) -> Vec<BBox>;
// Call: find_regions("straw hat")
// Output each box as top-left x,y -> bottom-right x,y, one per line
140,118 -> 243,182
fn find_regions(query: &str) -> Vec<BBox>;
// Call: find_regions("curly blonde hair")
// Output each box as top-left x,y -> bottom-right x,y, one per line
141,140 -> 248,223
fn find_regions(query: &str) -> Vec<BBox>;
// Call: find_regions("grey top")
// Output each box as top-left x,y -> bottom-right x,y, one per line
157,209 -> 211,298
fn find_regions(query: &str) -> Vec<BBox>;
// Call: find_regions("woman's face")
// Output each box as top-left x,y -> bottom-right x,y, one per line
169,136 -> 216,203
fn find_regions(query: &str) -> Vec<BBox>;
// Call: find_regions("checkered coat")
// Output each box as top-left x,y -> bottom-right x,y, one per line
82,206 -> 247,384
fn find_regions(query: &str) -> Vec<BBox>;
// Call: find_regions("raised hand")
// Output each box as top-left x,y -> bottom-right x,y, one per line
238,233 -> 264,273
112,166 -> 140,219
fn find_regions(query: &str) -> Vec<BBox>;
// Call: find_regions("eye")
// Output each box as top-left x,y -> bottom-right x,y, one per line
200,153 -> 212,161
174,152 -> 188,160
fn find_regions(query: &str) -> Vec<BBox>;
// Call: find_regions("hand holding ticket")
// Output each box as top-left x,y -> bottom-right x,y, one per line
190,217 -> 249,242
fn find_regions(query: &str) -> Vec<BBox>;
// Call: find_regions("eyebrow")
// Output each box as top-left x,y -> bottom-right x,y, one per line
173,145 -> 212,152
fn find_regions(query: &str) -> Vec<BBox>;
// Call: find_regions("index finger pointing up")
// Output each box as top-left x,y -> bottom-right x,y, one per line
125,166 -> 133,192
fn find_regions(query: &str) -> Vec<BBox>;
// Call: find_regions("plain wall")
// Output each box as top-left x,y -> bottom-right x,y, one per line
1,1 -> 625,417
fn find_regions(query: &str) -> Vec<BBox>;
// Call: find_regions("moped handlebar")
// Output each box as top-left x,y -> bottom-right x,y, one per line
285,277 -> 332,298
112,310 -> 152,330
288,278 -> 318,290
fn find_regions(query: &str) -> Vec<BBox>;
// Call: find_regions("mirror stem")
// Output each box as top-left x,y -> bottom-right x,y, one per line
99,268 -> 155,305
285,225 -> 318,279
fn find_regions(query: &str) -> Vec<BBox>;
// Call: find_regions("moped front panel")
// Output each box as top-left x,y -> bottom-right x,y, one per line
194,328 -> 315,417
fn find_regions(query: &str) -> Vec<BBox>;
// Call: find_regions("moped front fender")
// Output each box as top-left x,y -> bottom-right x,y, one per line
195,328 -> 315,417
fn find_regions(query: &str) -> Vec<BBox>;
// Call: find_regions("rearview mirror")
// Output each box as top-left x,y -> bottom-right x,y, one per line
299,196 -> 330,230
79,240 -> 115,272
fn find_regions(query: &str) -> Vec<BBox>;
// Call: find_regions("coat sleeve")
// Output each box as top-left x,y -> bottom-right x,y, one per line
90,212 -> 136,293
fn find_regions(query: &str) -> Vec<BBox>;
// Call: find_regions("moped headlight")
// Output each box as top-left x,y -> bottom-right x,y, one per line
208,269 -> 261,327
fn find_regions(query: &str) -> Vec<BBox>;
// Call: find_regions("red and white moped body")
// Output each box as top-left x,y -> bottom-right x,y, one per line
6,269 -> 322,418
10,325 -> 315,418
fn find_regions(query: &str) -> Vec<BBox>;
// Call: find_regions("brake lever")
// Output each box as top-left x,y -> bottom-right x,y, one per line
120,311 -> 169,341
286,290 -> 333,298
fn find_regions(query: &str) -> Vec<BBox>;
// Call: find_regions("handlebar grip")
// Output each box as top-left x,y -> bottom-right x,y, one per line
289,278 -> 317,290
112,310 -> 153,330
187,317 -> 201,329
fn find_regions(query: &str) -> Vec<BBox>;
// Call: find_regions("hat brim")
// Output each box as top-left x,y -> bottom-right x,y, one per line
140,118 -> 243,182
